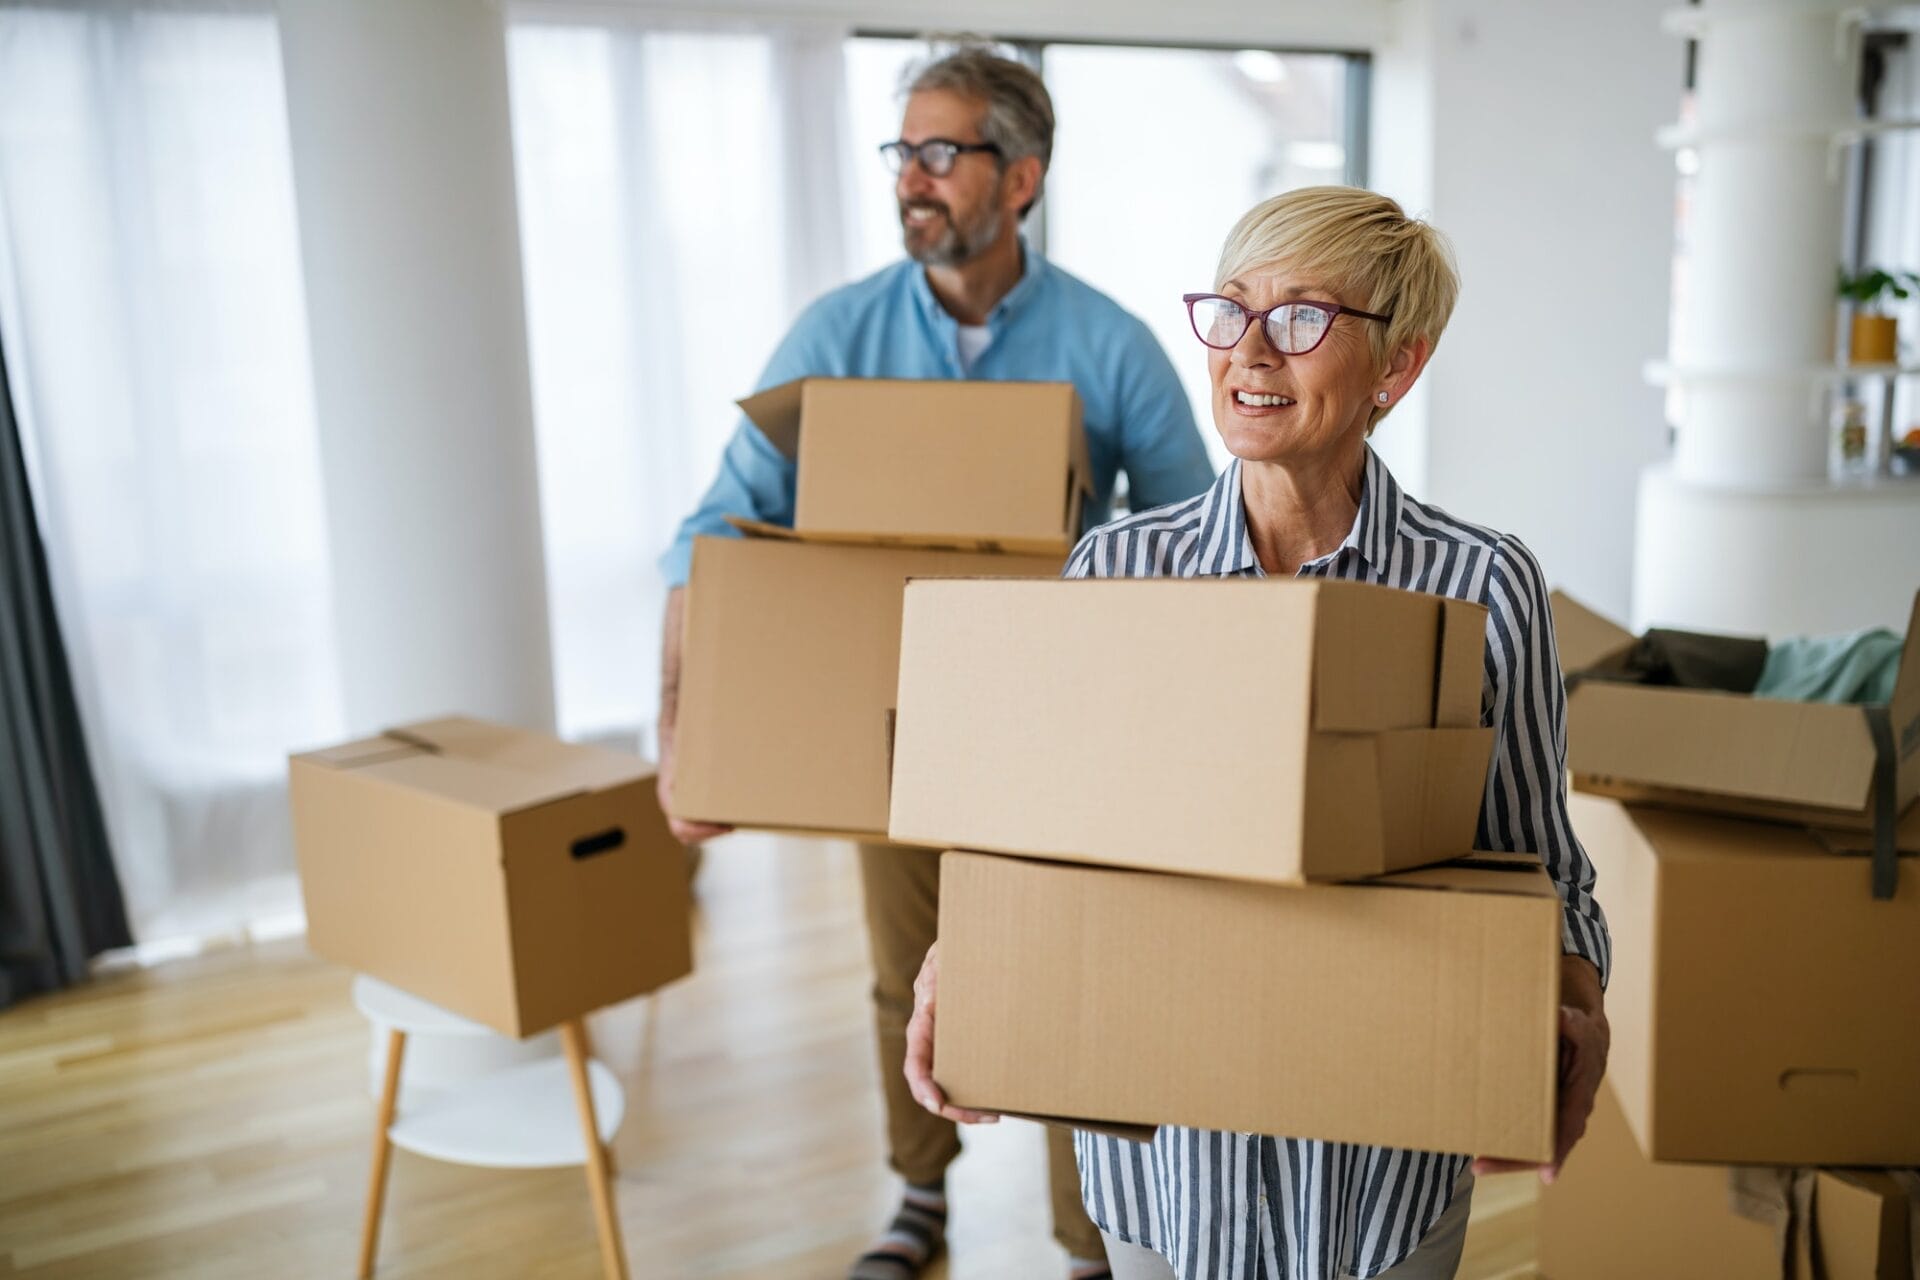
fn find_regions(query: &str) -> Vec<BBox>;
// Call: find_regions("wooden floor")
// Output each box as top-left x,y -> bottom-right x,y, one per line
0,834 -> 1541,1278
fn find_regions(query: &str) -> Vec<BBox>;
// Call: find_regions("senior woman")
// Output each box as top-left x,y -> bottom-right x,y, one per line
902,186 -> 1611,1280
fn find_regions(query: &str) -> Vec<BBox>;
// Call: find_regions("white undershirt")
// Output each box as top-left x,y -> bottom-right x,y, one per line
956,323 -> 991,374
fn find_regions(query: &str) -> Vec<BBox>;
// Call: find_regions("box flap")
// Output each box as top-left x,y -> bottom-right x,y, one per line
1891,591 -> 1920,806
726,516 -> 804,542
302,716 -> 652,820
1811,797 -> 1920,855
736,377 -> 805,458
291,733 -> 425,771
1310,580 -> 1452,733
1570,682 -> 1876,813
1549,589 -> 1636,675
1374,851 -> 1559,898
1435,597 -> 1488,727
724,514 -> 1068,556
1372,727 -> 1498,873
389,716 -> 649,795
793,378 -> 1084,545
1064,388 -> 1092,497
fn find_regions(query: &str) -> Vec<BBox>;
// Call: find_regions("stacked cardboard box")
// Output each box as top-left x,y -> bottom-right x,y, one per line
670,378 -> 1084,838
290,716 -> 694,1037
888,575 -> 1566,1163
1536,595 -> 1920,1276
1538,1080 -> 1914,1280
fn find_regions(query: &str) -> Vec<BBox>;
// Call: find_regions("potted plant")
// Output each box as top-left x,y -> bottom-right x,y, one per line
1837,266 -> 1920,364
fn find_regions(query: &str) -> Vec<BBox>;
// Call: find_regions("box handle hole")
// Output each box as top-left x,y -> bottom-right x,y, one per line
1778,1068 -> 1859,1094
571,828 -> 626,860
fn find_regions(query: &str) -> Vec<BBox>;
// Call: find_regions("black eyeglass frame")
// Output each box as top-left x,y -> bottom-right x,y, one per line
879,137 -> 1005,177
1182,292 -> 1395,356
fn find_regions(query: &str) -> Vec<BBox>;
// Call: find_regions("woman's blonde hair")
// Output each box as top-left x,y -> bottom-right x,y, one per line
1215,186 -> 1459,428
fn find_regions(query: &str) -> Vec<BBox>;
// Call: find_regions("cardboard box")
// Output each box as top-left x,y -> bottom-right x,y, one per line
1538,1080 -> 1914,1280
933,850 -> 1561,1162
1572,792 -> 1920,1166
888,577 -> 1496,884
735,377 -> 1089,552
1550,590 -> 1920,835
290,716 -> 692,1038
673,536 -> 1062,837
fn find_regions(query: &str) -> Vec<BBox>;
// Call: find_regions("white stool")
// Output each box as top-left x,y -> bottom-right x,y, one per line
351,977 -> 630,1279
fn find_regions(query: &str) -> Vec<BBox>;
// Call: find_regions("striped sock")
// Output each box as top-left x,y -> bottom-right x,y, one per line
847,1182 -> 947,1280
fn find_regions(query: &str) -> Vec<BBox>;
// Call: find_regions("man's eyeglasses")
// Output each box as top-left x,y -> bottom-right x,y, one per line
1183,293 -> 1394,356
879,138 -> 1004,177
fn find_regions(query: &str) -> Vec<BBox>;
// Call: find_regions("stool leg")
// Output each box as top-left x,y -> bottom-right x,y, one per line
357,1028 -> 407,1279
561,1019 -> 629,1280
584,1020 -> 617,1178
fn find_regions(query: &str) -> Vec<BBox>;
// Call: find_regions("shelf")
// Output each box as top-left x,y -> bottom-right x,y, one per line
1665,3 -> 1920,40
1645,359 -> 1920,386
353,975 -> 501,1038
1660,4 -> 1867,40
1656,117 -> 1920,150
386,1054 -> 625,1170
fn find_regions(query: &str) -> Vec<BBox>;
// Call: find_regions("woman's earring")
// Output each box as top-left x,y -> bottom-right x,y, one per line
1376,391 -> 1390,404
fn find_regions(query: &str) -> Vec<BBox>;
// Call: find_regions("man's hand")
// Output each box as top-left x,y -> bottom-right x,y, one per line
903,942 -> 1000,1125
656,752 -> 733,845
657,584 -> 733,845
1474,956 -> 1608,1185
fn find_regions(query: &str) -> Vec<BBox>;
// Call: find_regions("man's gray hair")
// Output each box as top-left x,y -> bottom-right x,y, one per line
904,43 -> 1054,217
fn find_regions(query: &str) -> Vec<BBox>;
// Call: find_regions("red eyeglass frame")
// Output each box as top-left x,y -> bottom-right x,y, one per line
1182,292 -> 1394,356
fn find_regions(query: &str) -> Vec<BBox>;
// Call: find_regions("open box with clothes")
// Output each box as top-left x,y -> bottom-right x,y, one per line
1550,590 -> 1919,899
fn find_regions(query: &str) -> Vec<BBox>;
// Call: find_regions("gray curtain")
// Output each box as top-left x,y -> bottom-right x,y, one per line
0,332 -> 132,1008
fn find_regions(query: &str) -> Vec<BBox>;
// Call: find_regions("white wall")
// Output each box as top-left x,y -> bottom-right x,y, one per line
1373,0 -> 1680,620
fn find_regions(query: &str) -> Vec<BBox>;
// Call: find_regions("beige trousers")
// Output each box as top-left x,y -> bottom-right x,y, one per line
856,841 -> 1104,1259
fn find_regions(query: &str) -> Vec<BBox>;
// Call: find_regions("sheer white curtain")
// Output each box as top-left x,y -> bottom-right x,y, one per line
506,17 -> 859,749
0,3 -> 337,947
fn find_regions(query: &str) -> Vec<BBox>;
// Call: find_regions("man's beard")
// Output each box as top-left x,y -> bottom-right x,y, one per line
899,196 -> 1005,267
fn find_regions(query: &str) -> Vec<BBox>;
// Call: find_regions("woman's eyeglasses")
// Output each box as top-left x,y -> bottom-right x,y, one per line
1183,293 -> 1393,356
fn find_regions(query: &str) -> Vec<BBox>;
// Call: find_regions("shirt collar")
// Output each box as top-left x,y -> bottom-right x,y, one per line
1204,445 -> 1404,577
908,234 -> 1046,333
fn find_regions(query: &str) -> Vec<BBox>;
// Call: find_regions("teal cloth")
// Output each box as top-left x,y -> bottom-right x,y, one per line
1754,628 -> 1903,704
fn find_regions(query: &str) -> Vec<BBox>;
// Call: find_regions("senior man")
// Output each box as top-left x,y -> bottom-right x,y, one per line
654,45 -> 1215,1280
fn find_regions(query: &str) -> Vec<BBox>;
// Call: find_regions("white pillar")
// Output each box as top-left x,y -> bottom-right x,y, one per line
278,0 -> 556,734
1634,0 -> 1920,635
1671,0 -> 1854,485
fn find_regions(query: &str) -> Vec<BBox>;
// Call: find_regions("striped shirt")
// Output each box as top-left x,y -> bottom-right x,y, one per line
1066,447 -> 1610,1280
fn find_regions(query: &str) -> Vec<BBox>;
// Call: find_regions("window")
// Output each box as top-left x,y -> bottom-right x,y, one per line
0,6 -> 334,944
511,26 -> 1365,745
845,36 -> 1363,470
508,22 -> 857,745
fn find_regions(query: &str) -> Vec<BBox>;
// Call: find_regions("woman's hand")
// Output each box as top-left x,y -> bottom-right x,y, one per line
902,942 -> 1000,1125
1473,956 -> 1608,1185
